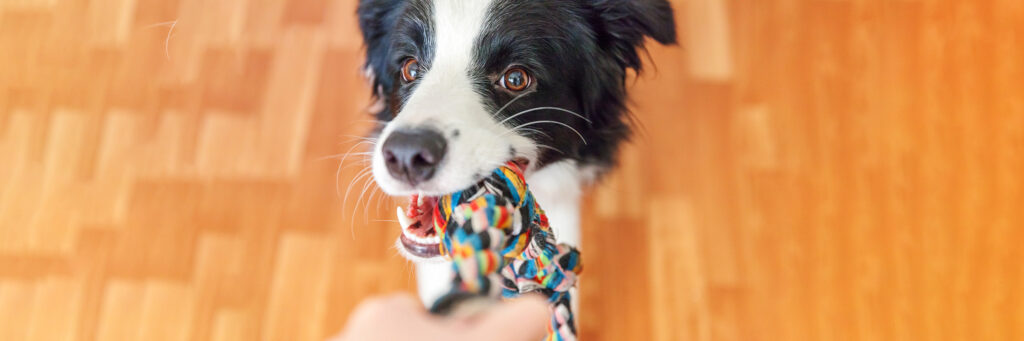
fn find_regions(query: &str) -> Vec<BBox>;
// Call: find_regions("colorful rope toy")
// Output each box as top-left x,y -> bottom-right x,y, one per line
423,162 -> 582,340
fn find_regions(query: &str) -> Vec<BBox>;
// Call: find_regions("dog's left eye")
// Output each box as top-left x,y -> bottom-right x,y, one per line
501,68 -> 532,92
401,58 -> 420,82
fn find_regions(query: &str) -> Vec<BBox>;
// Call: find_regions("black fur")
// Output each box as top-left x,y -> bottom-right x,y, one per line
357,0 -> 676,172
357,0 -> 405,104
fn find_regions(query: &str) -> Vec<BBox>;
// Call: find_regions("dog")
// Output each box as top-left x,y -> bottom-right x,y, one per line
356,0 -> 676,304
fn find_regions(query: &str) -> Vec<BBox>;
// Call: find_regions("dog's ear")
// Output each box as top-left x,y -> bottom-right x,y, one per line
589,0 -> 677,70
357,0 -> 405,100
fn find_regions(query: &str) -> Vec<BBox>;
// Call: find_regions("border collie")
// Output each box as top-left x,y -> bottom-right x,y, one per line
356,0 -> 676,303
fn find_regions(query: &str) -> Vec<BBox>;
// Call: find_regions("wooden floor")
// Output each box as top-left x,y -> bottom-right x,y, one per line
1,0 -> 1022,340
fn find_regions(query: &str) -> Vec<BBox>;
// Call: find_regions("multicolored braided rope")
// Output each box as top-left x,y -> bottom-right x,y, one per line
430,162 -> 582,340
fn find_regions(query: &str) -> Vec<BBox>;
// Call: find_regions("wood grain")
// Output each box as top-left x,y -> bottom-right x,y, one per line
1,0 -> 1022,340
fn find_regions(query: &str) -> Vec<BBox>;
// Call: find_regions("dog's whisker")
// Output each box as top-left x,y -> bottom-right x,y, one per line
358,180 -> 378,225
338,159 -> 372,171
335,159 -> 372,199
152,20 -> 179,61
337,134 -> 379,142
535,144 -> 565,154
374,191 -> 384,216
142,21 -> 178,29
342,167 -> 374,212
347,170 -> 376,240
384,194 -> 398,212
323,140 -> 375,164
329,140 -> 377,200
335,139 -> 377,147
345,176 -> 370,240
317,151 -> 374,161
342,166 -> 373,201
499,106 -> 592,126
491,92 -> 530,117
319,152 -> 373,161
349,119 -> 390,125
362,185 -> 378,224
505,120 -> 588,145
352,173 -> 379,226
376,189 -> 392,215
513,127 -> 552,140
336,158 -> 368,195
335,160 -> 346,199
366,186 -> 386,223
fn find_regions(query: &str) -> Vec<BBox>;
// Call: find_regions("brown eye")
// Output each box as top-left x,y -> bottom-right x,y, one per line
401,58 -> 420,82
501,67 -> 531,92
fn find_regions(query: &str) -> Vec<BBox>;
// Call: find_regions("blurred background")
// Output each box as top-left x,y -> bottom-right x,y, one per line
1,0 -> 1022,340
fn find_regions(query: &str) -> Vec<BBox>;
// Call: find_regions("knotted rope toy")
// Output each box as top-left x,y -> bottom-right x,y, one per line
405,162 -> 582,340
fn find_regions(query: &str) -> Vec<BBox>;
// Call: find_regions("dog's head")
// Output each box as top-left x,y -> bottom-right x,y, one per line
357,0 -> 675,260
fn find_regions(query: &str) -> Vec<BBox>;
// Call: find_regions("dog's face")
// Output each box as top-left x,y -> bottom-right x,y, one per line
357,0 -> 675,260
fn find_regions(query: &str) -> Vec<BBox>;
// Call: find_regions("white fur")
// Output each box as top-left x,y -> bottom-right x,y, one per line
415,261 -> 455,306
526,160 -> 584,247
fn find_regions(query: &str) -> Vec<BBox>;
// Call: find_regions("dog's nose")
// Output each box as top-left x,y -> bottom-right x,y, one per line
382,129 -> 447,186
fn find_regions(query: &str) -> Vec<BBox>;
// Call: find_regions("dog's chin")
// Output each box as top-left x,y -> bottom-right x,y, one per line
395,238 -> 447,263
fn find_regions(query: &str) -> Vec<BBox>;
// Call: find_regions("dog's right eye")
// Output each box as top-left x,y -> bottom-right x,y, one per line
401,58 -> 420,82
500,67 -> 532,92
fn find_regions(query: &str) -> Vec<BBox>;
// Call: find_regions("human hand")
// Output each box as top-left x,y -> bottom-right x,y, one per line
330,293 -> 550,341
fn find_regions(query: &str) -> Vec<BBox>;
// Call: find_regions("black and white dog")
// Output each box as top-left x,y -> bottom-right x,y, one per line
357,0 -> 676,303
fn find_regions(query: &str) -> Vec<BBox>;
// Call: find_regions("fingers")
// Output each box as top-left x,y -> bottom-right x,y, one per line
348,292 -> 423,323
334,292 -> 552,341
380,292 -> 424,311
335,292 -> 427,341
467,295 -> 550,341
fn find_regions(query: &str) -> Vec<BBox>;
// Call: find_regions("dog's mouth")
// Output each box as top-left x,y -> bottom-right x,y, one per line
394,158 -> 529,260
396,194 -> 442,259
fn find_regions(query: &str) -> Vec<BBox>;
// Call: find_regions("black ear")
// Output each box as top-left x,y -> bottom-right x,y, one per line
590,0 -> 677,70
357,0 -> 405,99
